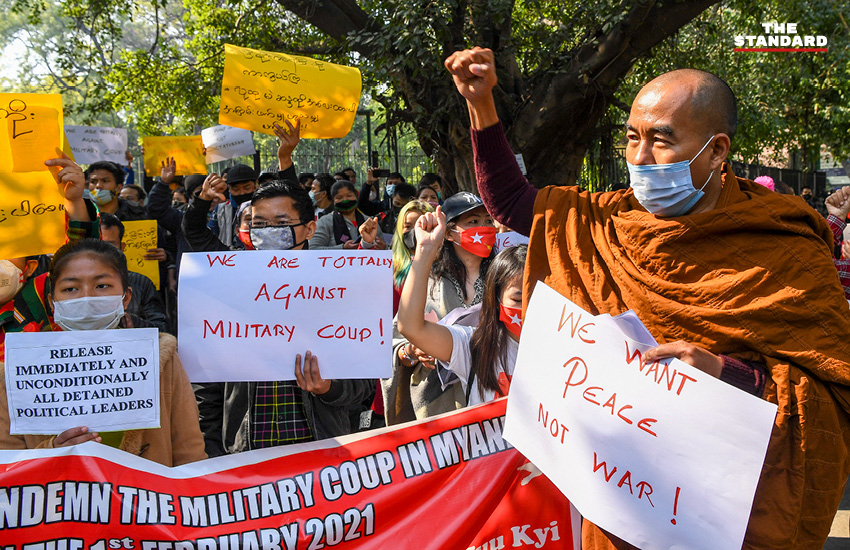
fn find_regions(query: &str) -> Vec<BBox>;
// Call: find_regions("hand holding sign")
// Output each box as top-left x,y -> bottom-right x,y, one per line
273,119 -> 300,169
54,426 -> 101,447
642,340 -> 723,379
294,350 -> 331,395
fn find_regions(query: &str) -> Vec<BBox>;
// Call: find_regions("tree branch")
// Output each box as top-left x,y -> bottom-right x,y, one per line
275,0 -> 379,57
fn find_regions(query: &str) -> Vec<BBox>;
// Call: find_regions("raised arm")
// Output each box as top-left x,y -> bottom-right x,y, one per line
444,48 -> 537,235
396,207 -> 455,362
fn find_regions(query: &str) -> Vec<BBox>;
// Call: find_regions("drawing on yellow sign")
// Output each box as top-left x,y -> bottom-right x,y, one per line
142,135 -> 206,176
0,94 -> 64,173
0,94 -> 67,258
122,220 -> 160,289
219,44 -> 362,139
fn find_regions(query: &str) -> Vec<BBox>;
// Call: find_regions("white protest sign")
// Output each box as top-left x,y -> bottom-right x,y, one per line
495,231 -> 529,252
178,250 -> 393,382
201,124 -> 256,163
4,328 -> 160,435
503,283 -> 777,550
64,125 -> 127,165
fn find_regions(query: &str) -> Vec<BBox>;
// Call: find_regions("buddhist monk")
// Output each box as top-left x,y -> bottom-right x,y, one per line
445,46 -> 850,550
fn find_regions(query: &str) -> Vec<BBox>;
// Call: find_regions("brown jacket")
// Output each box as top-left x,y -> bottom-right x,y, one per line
0,333 -> 207,467
526,165 -> 850,550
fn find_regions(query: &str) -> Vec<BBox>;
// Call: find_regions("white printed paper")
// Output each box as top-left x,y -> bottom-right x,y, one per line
4,328 -> 160,434
64,126 -> 127,166
503,283 -> 777,550
202,125 -> 256,163
495,231 -> 529,252
178,250 -> 393,382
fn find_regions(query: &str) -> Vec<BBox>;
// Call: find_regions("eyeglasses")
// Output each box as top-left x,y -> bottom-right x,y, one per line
249,220 -> 307,229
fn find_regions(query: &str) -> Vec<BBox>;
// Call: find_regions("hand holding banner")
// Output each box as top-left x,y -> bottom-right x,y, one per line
219,44 -> 362,139
142,136 -> 206,176
503,282 -> 778,550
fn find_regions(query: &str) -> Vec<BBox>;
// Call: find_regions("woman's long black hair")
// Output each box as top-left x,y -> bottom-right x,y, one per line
469,244 -> 527,395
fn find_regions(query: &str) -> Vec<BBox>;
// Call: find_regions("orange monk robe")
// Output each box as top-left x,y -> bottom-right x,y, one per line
524,164 -> 850,550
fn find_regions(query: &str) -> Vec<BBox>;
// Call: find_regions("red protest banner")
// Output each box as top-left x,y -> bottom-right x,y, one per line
0,399 -> 576,550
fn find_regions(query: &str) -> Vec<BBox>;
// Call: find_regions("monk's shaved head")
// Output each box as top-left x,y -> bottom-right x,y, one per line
640,69 -> 737,140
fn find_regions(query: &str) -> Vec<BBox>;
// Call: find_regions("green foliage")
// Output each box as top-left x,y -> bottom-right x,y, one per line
617,0 -> 850,167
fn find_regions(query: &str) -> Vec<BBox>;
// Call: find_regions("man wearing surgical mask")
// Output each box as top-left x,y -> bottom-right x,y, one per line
0,154 -> 99,362
446,47 -> 850,550
83,161 -> 146,221
184,178 -> 375,456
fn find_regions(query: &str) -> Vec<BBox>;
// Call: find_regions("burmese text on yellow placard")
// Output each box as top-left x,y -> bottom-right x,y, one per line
219,44 -> 362,139
122,220 -> 160,290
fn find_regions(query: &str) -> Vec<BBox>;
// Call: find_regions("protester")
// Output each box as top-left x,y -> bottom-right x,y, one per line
311,173 -> 335,219
84,161 -> 146,221
342,167 -> 357,184
0,238 -> 206,466
309,180 -> 367,249
446,46 -> 850,549
299,172 -> 315,191
99,213 -> 169,332
208,163 -> 257,249
182,121 -> 299,251
398,206 -> 525,405
824,186 -> 850,300
419,172 -> 445,202
190,180 -> 375,456
172,186 -> 188,209
119,184 -> 147,205
0,154 -> 98,361
382,192 -> 496,424
416,184 -> 440,207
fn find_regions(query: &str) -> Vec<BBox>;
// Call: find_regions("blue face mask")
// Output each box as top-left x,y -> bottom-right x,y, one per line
627,135 -> 716,217
92,188 -> 115,206
385,184 -> 396,197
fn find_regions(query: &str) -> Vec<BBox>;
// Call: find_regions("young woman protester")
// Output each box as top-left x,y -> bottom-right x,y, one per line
309,180 -> 368,249
383,193 -> 499,423
416,185 -> 440,208
397,207 -> 526,406
0,238 -> 207,466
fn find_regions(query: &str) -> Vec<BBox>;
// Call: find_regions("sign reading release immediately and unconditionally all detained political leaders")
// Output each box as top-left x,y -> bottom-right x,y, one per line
503,282 -> 778,550
4,328 -> 160,435
177,250 -> 393,382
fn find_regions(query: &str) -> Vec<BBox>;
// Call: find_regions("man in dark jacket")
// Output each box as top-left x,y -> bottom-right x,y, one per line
184,121 -> 375,456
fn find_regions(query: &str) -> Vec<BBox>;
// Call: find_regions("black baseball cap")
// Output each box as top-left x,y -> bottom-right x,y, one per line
441,192 -> 486,223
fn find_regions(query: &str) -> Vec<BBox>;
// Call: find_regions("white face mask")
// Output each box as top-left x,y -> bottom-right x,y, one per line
0,260 -> 25,304
627,135 -> 716,217
52,295 -> 125,331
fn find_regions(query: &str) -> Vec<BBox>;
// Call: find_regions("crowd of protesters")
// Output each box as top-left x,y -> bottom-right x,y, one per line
0,46 -> 849,549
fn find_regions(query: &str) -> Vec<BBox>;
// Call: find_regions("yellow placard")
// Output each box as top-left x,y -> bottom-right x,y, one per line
0,94 -> 64,174
122,220 -> 160,290
219,44 -> 362,139
0,94 -> 66,258
141,136 -> 206,176
0,171 -> 66,259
